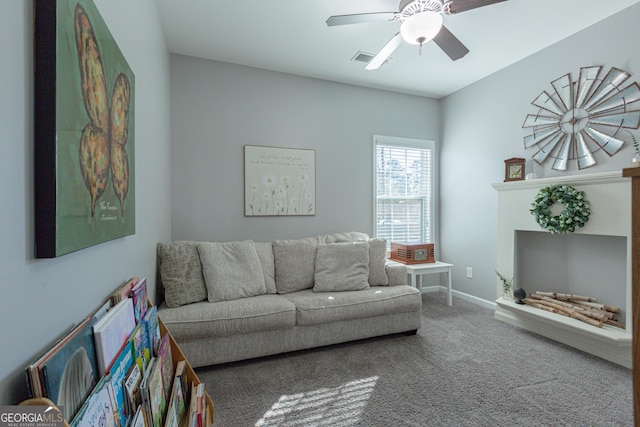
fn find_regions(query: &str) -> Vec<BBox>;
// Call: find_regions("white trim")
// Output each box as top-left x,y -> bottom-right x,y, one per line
495,298 -> 631,368
451,289 -> 496,310
372,135 -> 436,247
491,170 -> 623,191
373,134 -> 435,150
423,287 -> 497,311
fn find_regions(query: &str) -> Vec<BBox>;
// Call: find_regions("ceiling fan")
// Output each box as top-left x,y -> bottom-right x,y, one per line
326,0 -> 508,70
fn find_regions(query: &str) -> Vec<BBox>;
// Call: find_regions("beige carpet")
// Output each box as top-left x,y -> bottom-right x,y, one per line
197,292 -> 633,426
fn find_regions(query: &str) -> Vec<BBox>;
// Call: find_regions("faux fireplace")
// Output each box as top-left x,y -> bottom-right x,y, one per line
492,171 -> 632,368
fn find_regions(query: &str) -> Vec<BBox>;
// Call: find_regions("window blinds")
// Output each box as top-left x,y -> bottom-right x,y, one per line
375,142 -> 432,245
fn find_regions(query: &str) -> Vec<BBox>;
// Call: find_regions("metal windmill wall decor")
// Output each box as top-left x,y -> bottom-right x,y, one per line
522,66 -> 640,171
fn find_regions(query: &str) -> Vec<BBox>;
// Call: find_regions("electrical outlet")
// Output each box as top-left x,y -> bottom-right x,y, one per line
466,267 -> 473,279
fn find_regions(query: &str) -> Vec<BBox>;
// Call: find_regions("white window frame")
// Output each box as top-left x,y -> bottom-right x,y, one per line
373,135 -> 436,249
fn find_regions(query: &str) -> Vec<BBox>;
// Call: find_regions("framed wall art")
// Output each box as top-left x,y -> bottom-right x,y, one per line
244,145 -> 316,216
34,0 -> 135,258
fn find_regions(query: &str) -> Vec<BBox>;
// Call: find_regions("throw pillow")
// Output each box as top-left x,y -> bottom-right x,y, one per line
253,242 -> 277,294
197,240 -> 266,303
272,237 -> 320,293
324,231 -> 370,243
313,242 -> 370,292
368,238 -> 389,286
157,241 -> 208,308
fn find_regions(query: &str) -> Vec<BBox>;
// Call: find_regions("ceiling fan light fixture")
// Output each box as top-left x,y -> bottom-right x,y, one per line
400,11 -> 443,45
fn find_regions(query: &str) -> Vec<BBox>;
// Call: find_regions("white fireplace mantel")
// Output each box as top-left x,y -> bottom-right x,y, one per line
492,171 -> 628,191
492,170 -> 632,368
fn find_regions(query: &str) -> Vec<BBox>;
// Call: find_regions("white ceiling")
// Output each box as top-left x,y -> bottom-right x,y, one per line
156,0 -> 640,99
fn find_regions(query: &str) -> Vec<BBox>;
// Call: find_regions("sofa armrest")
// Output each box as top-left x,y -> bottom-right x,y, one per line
385,261 -> 407,286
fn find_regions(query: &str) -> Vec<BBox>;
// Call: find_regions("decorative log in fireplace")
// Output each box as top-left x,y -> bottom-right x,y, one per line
523,292 -> 623,329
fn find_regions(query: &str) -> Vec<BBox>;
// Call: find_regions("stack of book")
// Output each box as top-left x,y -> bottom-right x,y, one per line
24,277 -> 208,427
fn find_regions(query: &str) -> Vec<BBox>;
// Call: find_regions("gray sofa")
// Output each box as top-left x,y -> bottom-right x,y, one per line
156,232 -> 422,368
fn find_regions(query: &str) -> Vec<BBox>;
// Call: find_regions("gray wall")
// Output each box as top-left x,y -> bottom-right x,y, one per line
440,3 -> 640,302
169,56 -> 440,243
515,232 -> 627,319
3,0 -> 638,407
0,0 -> 171,404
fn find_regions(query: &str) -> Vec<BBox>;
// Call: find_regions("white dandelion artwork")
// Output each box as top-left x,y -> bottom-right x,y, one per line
244,145 -> 315,216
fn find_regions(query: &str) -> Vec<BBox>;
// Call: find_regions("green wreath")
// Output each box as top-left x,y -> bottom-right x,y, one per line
530,185 -> 590,234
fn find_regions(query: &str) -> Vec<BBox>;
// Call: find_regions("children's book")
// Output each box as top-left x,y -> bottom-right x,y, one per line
165,360 -> 187,427
140,357 -> 157,426
70,374 -> 118,427
94,298 -> 136,376
107,339 -> 134,427
41,316 -> 99,421
25,322 -> 83,398
110,276 -> 140,305
156,332 -> 174,402
187,382 -> 205,427
124,362 -> 142,418
142,305 -> 160,355
147,357 -> 167,427
130,323 -> 151,372
130,405 -> 148,427
130,277 -> 148,324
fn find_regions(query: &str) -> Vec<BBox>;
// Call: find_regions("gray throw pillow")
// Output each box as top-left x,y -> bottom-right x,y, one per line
273,237 -> 320,293
157,241 -> 208,308
313,242 -> 370,292
368,238 -> 389,286
324,231 -> 370,243
197,241 -> 266,302
254,242 -> 276,294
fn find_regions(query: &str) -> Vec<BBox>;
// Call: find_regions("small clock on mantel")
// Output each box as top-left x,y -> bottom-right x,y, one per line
504,157 -> 525,182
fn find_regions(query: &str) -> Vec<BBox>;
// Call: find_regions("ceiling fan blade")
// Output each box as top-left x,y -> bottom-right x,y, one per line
326,12 -> 396,27
365,32 -> 402,70
447,0 -> 508,14
433,25 -> 469,61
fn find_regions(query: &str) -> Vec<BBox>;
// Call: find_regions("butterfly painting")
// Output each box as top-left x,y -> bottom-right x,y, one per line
35,0 -> 135,258
74,3 -> 131,217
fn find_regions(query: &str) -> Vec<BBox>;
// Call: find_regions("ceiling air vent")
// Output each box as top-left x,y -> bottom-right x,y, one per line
351,51 -> 391,66
352,51 -> 375,63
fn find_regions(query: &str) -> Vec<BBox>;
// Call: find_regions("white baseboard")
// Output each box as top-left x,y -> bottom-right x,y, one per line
421,286 -> 496,311
451,289 -> 496,310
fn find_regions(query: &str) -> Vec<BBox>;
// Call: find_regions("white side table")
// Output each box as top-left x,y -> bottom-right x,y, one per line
404,261 -> 454,306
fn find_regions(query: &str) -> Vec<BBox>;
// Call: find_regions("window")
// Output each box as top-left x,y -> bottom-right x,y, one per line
374,136 -> 434,247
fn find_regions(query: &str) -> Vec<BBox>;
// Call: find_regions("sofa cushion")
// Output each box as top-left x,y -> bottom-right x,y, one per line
313,242 -> 370,292
385,262 -> 408,286
157,241 -> 207,308
322,233 -> 387,286
368,238 -> 389,286
283,286 -> 421,326
272,237 -> 321,293
254,242 -> 276,294
323,231 -> 370,243
197,241 -> 266,302
158,295 -> 296,340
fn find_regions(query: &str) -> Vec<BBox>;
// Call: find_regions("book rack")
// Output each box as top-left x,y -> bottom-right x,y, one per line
21,293 -> 214,426
158,313 -> 214,425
